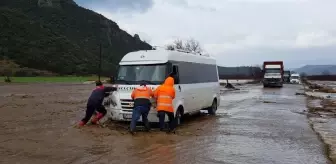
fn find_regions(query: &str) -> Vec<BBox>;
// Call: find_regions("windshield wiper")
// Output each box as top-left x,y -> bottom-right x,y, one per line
116,79 -> 130,84
137,80 -> 155,85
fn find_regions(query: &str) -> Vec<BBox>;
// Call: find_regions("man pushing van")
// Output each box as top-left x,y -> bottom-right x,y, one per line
129,83 -> 154,134
78,81 -> 117,126
154,76 -> 176,133
129,77 -> 176,134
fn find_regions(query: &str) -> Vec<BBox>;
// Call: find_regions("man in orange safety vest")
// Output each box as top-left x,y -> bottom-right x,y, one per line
129,83 -> 154,134
154,76 -> 176,133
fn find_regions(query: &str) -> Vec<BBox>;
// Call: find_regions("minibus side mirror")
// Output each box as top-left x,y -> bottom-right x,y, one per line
172,65 -> 180,84
172,65 -> 178,75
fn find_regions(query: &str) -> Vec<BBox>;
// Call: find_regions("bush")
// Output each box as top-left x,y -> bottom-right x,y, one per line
4,76 -> 11,83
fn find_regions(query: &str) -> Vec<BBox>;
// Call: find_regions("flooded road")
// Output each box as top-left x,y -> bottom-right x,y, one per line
0,83 -> 331,164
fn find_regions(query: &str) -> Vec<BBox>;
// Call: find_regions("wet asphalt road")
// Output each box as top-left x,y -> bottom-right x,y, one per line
201,84 -> 331,164
141,84 -> 331,164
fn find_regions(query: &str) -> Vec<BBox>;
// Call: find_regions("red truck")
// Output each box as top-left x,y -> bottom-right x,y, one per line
262,61 -> 284,88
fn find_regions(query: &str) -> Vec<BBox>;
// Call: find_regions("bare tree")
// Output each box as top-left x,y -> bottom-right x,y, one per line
165,38 -> 203,53
166,44 -> 175,50
173,39 -> 184,49
184,38 -> 202,53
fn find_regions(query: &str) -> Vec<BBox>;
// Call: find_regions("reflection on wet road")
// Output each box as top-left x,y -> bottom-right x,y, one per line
98,84 -> 331,164
204,85 -> 329,164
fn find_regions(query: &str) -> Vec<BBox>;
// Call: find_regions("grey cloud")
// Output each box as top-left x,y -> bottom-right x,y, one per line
92,0 -> 336,67
166,0 -> 217,12
91,0 -> 154,13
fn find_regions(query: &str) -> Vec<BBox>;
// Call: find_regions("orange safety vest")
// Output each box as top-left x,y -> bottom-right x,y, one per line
131,86 -> 153,100
154,77 -> 175,113
156,93 -> 174,112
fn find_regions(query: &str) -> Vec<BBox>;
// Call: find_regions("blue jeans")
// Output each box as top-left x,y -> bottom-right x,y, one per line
130,106 -> 150,132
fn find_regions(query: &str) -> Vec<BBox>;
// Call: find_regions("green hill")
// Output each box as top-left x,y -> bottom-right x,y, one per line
0,0 -> 152,76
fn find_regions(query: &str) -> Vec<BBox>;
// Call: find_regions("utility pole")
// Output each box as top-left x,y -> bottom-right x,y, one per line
97,14 -> 103,82
98,43 -> 102,81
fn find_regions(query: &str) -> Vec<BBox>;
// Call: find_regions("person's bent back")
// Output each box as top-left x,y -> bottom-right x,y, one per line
129,84 -> 154,134
131,84 -> 153,109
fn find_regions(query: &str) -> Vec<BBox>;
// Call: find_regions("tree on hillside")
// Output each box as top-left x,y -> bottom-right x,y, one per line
0,3 -> 152,76
0,56 -> 19,82
253,64 -> 263,69
165,38 -> 203,53
250,66 -> 262,78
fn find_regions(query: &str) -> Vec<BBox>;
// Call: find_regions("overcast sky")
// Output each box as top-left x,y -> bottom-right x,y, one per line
75,0 -> 336,68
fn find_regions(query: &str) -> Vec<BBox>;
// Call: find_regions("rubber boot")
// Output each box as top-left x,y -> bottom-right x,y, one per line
129,130 -> 136,135
129,126 -> 136,135
143,121 -> 151,132
78,121 -> 86,126
91,112 -> 104,124
167,128 -> 176,134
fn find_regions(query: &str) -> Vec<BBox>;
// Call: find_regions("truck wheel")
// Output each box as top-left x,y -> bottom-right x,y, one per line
208,99 -> 217,115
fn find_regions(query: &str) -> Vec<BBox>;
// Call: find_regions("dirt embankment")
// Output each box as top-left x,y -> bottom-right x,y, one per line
304,80 -> 336,93
305,80 -> 336,163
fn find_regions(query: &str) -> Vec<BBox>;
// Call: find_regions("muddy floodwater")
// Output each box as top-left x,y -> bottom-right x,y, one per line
0,83 -> 331,164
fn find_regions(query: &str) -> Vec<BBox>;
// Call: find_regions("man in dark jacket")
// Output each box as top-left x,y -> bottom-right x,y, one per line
78,81 -> 117,126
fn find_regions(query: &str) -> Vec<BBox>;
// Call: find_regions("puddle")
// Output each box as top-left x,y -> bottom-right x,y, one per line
326,94 -> 336,99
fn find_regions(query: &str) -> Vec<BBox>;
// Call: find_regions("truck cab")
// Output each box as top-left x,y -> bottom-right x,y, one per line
262,61 -> 284,88
290,73 -> 301,84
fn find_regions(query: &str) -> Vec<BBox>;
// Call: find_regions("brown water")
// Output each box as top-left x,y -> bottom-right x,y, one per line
0,83 -> 331,164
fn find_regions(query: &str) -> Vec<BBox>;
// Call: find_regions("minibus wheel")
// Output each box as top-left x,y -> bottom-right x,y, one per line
175,106 -> 184,126
208,99 -> 217,115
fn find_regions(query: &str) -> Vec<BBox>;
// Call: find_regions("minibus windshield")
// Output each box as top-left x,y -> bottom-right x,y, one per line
116,64 -> 168,85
